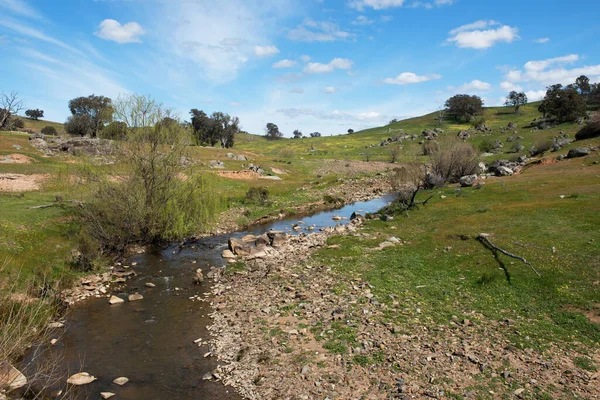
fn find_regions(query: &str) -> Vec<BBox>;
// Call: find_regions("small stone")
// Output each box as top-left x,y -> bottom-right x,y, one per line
222,249 -> 235,259
67,372 -> 97,385
109,295 -> 124,305
113,377 -> 129,386
128,293 -> 143,301
50,338 -> 58,345
202,372 -> 213,380
48,322 -> 65,329
514,388 -> 525,395
100,393 -> 115,399
145,282 -> 156,288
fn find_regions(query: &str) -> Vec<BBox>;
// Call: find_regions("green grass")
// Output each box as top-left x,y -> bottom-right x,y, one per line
20,118 -> 65,135
314,157 -> 600,350
236,102 -> 582,163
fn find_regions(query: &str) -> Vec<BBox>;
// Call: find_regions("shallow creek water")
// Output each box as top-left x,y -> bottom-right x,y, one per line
28,195 -> 395,399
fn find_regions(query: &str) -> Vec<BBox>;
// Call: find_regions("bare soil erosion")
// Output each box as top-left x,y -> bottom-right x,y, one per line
0,173 -> 47,191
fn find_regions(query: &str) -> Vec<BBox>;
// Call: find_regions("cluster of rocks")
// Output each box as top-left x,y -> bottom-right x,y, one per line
60,263 -> 138,305
206,214 -> 599,399
247,163 -> 266,175
368,133 -> 413,148
209,160 -> 225,169
421,128 -> 444,141
226,153 -> 248,161
28,134 -> 115,157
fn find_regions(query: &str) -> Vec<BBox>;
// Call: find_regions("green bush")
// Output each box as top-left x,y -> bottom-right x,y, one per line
478,138 -> 496,153
41,126 -> 57,136
245,186 -> 270,206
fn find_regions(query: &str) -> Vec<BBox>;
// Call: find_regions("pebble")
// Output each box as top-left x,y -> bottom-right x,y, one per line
113,377 -> 129,386
109,295 -> 124,305
100,393 -> 115,399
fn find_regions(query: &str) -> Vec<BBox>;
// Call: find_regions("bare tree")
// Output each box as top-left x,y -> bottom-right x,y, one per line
389,163 -> 432,211
0,91 -> 24,129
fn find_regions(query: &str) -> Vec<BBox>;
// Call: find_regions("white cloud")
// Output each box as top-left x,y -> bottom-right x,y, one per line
505,54 -> 600,86
383,72 -> 441,85
349,0 -> 452,9
272,59 -> 296,68
449,79 -> 492,92
447,20 -> 519,49
523,54 -> 578,72
303,57 -> 353,74
300,55 -> 311,63
381,15 -> 393,22
0,17 -> 82,55
288,18 -> 354,42
0,0 -> 42,20
352,15 -> 374,25
95,19 -> 145,44
525,90 -> 546,101
534,37 -> 550,44
500,81 -> 523,92
254,45 -> 279,57
323,86 -> 336,93
348,0 -> 406,10
154,1 -> 291,83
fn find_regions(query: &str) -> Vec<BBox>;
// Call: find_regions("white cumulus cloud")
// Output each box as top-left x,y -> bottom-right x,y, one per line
95,19 -> 145,44
254,45 -> 279,57
288,18 -> 354,42
506,54 -> 600,86
534,37 -> 550,44
303,58 -> 353,74
383,72 -> 441,85
500,81 -> 523,92
449,79 -> 492,93
272,59 -> 297,68
447,20 -> 518,49
323,86 -> 337,93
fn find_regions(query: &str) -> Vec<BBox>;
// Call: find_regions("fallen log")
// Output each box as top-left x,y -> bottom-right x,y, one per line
476,233 -> 541,277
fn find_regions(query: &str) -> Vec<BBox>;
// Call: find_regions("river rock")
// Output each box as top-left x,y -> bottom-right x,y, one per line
113,377 -> 129,386
267,231 -> 288,248
100,393 -> 115,399
128,292 -> 144,301
48,321 -> 65,329
228,237 -> 251,256
67,372 -> 97,385
145,282 -> 156,288
109,295 -> 124,305
194,268 -> 204,283
495,166 -> 513,176
255,233 -> 270,248
222,249 -> 235,259
241,234 -> 257,243
0,361 -> 27,390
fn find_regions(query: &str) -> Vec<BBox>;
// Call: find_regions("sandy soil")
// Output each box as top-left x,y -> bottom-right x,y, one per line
218,171 -> 262,180
0,154 -> 36,164
0,173 -> 48,192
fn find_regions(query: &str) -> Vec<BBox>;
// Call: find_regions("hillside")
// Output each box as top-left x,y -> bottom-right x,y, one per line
235,102 -> 579,162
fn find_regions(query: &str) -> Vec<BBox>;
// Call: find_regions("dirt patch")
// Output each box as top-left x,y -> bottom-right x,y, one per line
0,173 -> 48,192
218,170 -> 261,180
208,227 -> 600,399
567,304 -> 600,325
314,160 -> 394,177
0,153 -> 36,164
270,168 -> 288,175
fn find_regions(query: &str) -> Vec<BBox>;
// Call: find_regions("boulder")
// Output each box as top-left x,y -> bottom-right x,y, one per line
459,175 -> 479,187
496,166 -> 513,176
128,292 -> 144,301
507,122 -> 517,130
350,212 -> 366,223
477,162 -> 487,174
566,147 -> 590,158
575,121 -> 600,140
109,295 -> 124,305
236,155 -> 248,161
0,361 -> 27,390
228,237 -> 251,255
67,372 -> 97,386
456,130 -> 470,140
267,231 -> 288,248
222,249 -> 236,259
255,233 -> 270,248
226,153 -> 235,159
209,160 -> 225,169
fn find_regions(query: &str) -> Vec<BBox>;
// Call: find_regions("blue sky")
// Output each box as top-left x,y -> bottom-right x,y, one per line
1,0 -> 599,137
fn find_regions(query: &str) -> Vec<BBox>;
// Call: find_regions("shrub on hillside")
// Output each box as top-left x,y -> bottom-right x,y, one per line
245,186 -> 270,206
470,116 -> 486,128
422,141 -> 439,156
529,139 -> 553,157
430,139 -> 479,183
41,126 -> 57,136
100,121 -> 128,140
76,94 -> 220,260
575,121 -> 600,140
478,138 -> 496,153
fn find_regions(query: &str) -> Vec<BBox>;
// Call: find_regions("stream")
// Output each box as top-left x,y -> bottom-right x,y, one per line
25,194 -> 395,399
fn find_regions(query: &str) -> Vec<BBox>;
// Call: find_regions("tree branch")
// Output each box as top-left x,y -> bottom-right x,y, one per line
476,233 -> 541,277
